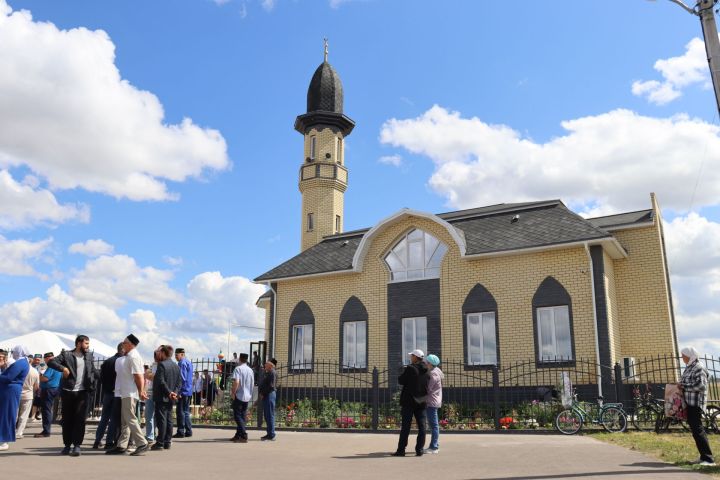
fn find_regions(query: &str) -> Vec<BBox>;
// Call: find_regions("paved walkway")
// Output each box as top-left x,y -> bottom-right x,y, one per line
1,422 -> 710,479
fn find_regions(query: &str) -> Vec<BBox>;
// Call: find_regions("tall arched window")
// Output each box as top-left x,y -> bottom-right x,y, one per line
532,277 -> 575,364
288,301 -> 314,371
384,229 -> 448,281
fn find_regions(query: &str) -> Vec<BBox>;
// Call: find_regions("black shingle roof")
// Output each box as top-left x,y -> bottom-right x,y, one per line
254,200 -> 625,282
586,209 -> 654,230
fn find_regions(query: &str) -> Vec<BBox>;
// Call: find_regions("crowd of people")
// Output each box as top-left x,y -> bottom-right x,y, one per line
0,337 -> 714,466
0,333 -> 278,455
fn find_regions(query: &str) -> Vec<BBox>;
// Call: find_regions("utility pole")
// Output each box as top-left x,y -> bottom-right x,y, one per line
666,0 -> 720,116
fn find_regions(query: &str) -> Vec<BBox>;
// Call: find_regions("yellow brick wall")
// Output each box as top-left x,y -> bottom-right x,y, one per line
272,215 -> 603,387
304,126 -> 344,164
603,250 -> 621,364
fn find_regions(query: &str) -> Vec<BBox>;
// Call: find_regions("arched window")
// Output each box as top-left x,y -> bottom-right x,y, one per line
340,296 -> 368,370
288,301 -> 314,371
384,229 -> 448,281
462,284 -> 499,367
532,277 -> 575,364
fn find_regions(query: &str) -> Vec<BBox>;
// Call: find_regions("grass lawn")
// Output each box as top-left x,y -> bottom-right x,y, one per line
591,431 -> 720,477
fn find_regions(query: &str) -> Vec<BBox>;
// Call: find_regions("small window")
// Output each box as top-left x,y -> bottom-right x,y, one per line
307,213 -> 314,231
335,215 -> 341,233
309,136 -> 316,161
337,137 -> 343,164
536,306 -> 572,362
343,321 -> 367,368
401,317 -> 427,365
384,229 -> 447,282
292,324 -> 313,368
466,312 -> 497,365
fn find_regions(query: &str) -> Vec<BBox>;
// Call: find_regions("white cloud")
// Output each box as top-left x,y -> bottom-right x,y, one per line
0,170 -> 89,229
212,0 -> 231,5
261,0 -> 275,11
69,254 -> 183,308
187,271 -> 266,331
0,234 -> 52,277
379,105 -> 720,214
68,239 -> 114,257
378,154 -> 402,167
163,255 -> 183,267
632,37 -> 711,105
0,284 -> 126,335
0,1 -> 229,202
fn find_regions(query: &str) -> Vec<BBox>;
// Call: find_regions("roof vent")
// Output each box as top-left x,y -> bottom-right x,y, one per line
341,240 -> 349,246
511,214 -> 520,223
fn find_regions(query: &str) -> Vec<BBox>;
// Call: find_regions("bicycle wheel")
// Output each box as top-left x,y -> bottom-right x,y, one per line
555,409 -> 583,435
705,406 -> 720,434
631,405 -> 658,431
601,407 -> 627,433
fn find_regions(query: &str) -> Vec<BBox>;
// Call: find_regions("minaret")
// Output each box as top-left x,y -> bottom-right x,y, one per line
295,40 -> 355,251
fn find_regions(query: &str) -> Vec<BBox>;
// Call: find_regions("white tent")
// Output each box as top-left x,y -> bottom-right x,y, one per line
0,330 -> 116,359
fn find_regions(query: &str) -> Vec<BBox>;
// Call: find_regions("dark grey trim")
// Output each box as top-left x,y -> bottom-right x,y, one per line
590,246 -> 612,371
294,112 -> 355,136
657,216 -> 680,358
461,283 -> 500,370
387,279 -> 441,371
339,296 -> 369,373
531,276 -> 576,368
269,283 -> 277,358
288,301 -> 315,373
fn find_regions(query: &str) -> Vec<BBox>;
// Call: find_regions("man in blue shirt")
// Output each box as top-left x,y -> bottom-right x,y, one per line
173,348 -> 193,438
34,352 -> 61,438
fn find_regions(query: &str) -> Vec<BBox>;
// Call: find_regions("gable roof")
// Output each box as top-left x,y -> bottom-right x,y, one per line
254,200 -> 628,283
586,209 -> 654,231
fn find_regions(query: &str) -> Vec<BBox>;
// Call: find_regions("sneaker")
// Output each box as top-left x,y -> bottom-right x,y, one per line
34,432 -> 50,438
699,460 -> 717,467
163,443 -> 171,450
415,451 -> 424,457
69,446 -> 81,457
103,442 -> 116,450
184,433 -> 192,438
130,444 -> 149,456
15,434 -> 23,439
391,451 -> 405,457
172,433 -> 185,439
0,443 -> 8,451
60,446 -> 71,455
260,435 -> 276,441
150,443 -> 164,451
92,441 -> 101,450
423,448 -> 439,454
105,447 -> 127,455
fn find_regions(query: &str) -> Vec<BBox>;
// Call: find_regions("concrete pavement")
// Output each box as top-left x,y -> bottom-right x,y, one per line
1,422 -> 710,479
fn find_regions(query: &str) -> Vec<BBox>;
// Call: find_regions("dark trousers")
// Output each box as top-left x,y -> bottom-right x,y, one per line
687,406 -> 714,462
60,390 -> 89,447
232,399 -> 249,439
397,404 -> 426,454
154,401 -> 174,446
40,387 -> 59,434
94,392 -> 117,444
176,395 -> 192,435
262,391 -> 276,438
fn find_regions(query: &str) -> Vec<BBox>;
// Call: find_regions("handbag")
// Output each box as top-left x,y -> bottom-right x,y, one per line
664,383 -> 687,420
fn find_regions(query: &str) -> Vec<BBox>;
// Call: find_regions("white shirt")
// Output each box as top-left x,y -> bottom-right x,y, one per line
232,363 -> 254,402
116,348 -> 144,399
72,351 -> 85,392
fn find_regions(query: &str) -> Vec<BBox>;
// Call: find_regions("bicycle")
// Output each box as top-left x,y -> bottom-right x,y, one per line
631,384 -> 662,431
555,394 -> 627,435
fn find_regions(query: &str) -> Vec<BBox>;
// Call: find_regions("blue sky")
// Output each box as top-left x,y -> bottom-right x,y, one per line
1,0 -> 719,359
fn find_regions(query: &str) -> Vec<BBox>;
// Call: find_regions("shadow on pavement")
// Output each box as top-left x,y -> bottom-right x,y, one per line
332,452 -> 393,459
466,469 -> 691,480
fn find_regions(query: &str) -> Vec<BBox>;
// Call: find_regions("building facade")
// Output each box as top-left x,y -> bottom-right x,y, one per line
255,53 -> 678,383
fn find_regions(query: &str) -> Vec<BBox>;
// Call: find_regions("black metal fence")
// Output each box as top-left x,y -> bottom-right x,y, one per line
72,354 -> 720,432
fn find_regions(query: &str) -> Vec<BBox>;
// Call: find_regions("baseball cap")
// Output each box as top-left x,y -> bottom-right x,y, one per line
425,354 -> 440,367
408,349 -> 424,358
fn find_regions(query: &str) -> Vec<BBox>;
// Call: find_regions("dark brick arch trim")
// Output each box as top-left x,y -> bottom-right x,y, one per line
288,301 -> 315,373
532,276 -> 576,368
339,296 -> 369,373
462,283 -> 500,370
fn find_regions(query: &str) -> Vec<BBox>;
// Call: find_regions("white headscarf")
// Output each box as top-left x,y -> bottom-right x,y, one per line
681,346 -> 700,365
11,344 -> 31,360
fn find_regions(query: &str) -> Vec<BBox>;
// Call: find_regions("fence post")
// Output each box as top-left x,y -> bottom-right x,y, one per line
371,367 -> 379,431
492,365 -> 500,430
614,362 -> 623,406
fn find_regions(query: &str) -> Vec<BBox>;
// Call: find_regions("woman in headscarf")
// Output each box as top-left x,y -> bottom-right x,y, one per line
0,345 -> 31,451
680,346 -> 715,466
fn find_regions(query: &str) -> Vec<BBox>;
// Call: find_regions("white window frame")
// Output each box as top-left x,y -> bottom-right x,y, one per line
309,136 -> 316,160
536,305 -> 573,362
401,317 -> 427,365
466,311 -> 497,365
343,321 -> 367,369
384,229 -> 448,282
335,215 -> 341,234
291,324 -> 313,369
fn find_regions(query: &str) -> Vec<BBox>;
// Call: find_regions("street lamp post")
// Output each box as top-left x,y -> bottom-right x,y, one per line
663,0 -> 720,116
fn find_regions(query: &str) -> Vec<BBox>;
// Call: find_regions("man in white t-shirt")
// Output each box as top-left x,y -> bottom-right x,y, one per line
106,334 -> 149,456
230,353 -> 254,443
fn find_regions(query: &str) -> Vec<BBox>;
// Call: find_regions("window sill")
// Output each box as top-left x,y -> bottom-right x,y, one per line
464,363 -> 497,371
339,366 -> 368,373
536,359 -> 576,368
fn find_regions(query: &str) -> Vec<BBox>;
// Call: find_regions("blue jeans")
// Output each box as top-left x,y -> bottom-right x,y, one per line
94,392 -> 116,444
40,387 -> 59,435
144,398 -> 155,441
262,391 -> 276,438
176,395 -> 192,436
426,406 -> 439,450
232,399 -> 249,439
